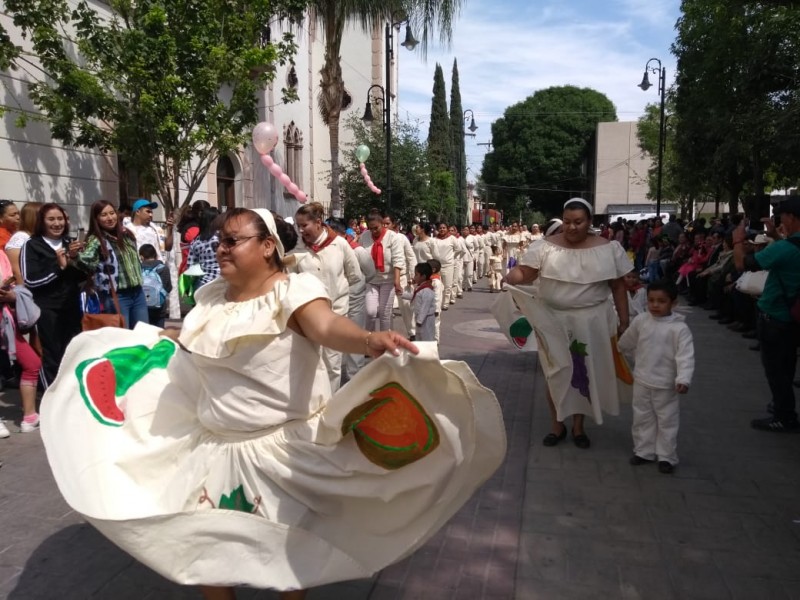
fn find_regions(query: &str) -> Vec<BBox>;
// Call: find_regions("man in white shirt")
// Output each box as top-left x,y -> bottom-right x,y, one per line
383,215 -> 417,340
450,225 -> 467,298
126,199 -> 174,260
470,225 -> 483,283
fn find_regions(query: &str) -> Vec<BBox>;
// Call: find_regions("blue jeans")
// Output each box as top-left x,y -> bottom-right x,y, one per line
100,286 -> 149,330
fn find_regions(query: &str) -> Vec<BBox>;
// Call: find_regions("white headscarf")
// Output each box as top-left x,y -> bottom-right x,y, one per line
563,197 -> 593,216
251,208 -> 285,260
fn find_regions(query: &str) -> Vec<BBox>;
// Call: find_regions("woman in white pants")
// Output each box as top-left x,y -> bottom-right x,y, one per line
360,211 -> 404,332
433,222 -> 458,310
461,226 -> 475,291
291,203 -> 362,391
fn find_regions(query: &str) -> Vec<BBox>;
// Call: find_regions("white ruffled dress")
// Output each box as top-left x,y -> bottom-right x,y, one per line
515,241 -> 634,423
41,273 -> 506,590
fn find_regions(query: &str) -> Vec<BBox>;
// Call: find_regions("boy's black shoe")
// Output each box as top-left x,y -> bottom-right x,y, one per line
629,455 -> 654,466
658,461 -> 674,474
750,417 -> 800,433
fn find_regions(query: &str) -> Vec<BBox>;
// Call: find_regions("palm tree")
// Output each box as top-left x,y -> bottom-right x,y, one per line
313,0 -> 463,216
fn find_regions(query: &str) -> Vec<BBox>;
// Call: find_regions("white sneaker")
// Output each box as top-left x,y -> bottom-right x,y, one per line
20,415 -> 40,433
0,420 -> 9,438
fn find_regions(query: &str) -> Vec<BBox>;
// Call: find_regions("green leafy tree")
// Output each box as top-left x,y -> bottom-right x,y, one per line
4,0 -> 302,212
481,85 -> 617,217
341,115 -> 438,225
449,58 -> 466,223
672,0 -> 800,215
427,63 -> 454,221
314,0 -> 464,217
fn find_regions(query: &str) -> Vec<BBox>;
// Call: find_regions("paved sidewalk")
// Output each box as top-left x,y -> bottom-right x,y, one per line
1,280 -> 799,599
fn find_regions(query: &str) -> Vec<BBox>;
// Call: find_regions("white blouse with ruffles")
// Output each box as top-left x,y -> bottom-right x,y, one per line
178,273 -> 332,433
520,240 -> 632,310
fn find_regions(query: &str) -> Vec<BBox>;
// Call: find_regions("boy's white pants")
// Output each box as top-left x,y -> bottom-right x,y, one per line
631,382 -> 680,465
440,263 -> 455,308
462,260 -> 474,291
454,261 -> 464,297
398,283 -> 415,338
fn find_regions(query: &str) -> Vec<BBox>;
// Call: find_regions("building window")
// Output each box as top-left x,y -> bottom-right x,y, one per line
216,156 -> 236,210
283,122 -> 303,197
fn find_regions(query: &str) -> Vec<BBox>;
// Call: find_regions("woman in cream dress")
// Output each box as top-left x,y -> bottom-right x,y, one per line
41,208 -> 505,600
506,200 -> 632,448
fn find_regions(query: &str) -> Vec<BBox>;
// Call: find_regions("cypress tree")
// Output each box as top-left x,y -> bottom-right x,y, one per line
428,64 -> 453,221
449,58 -> 466,223
427,63 -> 451,174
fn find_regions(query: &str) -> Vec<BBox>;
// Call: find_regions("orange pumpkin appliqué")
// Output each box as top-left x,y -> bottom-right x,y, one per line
342,382 -> 440,469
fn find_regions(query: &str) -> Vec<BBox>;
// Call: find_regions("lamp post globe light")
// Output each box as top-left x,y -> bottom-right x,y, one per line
458,109 -> 477,224
638,57 -> 666,219
361,16 -> 418,211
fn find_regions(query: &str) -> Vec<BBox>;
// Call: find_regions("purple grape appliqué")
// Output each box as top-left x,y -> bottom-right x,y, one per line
569,339 -> 591,402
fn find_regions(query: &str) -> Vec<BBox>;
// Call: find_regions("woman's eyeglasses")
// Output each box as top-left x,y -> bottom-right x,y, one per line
217,235 -> 261,250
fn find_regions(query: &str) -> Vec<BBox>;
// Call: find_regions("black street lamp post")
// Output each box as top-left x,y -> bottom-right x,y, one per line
638,57 -> 666,218
457,109 -> 477,224
361,18 -> 418,211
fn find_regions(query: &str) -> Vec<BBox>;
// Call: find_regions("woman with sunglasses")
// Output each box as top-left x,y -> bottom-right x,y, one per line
77,200 -> 149,329
21,203 -> 86,387
41,207 -> 505,600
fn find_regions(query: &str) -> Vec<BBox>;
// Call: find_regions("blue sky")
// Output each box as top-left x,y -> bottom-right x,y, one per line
397,0 -> 682,179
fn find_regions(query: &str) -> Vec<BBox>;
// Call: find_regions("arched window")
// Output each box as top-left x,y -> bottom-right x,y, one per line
283,122 -> 304,197
216,156 -> 236,210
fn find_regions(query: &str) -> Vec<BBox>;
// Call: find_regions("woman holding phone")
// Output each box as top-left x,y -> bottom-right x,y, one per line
21,203 -> 85,387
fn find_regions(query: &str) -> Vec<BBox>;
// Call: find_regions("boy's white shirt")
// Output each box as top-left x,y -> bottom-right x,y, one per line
618,312 -> 695,389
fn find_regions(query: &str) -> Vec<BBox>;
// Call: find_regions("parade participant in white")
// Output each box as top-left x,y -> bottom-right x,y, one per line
384,215 -> 417,340
433,223 -> 459,309
359,211 -> 405,332
451,225 -> 468,298
461,226 -> 475,292
40,207 -> 506,599
291,203 -> 362,391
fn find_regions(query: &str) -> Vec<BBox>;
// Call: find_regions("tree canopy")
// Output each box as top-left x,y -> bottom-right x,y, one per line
481,85 -> 617,217
449,58 -> 466,223
4,0 -> 303,211
340,115 -> 439,225
427,63 -> 455,221
672,0 -> 800,214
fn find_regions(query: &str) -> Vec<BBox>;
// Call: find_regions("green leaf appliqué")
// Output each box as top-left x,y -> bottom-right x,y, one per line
218,485 -> 254,513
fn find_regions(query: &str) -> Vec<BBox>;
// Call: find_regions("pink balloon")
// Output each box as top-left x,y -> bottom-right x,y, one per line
359,162 -> 366,169
260,154 -> 274,168
279,173 -> 292,187
287,183 -> 300,195
372,187 -> 382,195
269,163 -> 283,177
252,122 -> 279,154
294,191 -> 308,203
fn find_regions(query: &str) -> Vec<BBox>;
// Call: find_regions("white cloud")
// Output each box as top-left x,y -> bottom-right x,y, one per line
396,0 -> 680,174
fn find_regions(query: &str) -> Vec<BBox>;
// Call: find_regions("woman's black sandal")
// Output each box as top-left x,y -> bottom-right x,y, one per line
542,427 -> 567,447
572,431 -> 591,449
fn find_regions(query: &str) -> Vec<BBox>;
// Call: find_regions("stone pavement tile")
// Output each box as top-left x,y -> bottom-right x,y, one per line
652,521 -> 753,553
712,549 -> 800,582
724,575 -> 793,600
517,532 -> 568,582
564,537 -> 662,569
524,512 -> 657,544
685,492 -> 777,515
618,565 -> 677,600
565,556 -> 621,590
515,576 -> 617,600
666,559 -> 730,600
365,582 -> 401,600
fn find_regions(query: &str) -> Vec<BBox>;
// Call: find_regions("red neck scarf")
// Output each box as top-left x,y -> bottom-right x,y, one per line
430,273 -> 441,280
347,237 -> 359,250
371,227 -> 387,272
310,226 -> 337,253
412,280 -> 433,301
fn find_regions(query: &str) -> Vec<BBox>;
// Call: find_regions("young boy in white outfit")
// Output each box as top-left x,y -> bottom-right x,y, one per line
403,262 -> 437,342
618,279 -> 695,474
488,246 -> 504,292
427,259 -> 443,342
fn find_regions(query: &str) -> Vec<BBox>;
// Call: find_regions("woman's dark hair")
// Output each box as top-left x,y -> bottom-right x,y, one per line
415,262 -> 433,279
327,218 -> 347,236
417,222 -> 434,237
197,207 -> 221,241
647,279 -> 679,301
427,258 -> 441,273
543,219 -> 562,237
34,203 -> 71,238
219,208 -> 298,268
0,200 -> 15,219
367,209 -> 384,224
296,201 -> 325,222
562,201 -> 592,219
88,200 -> 136,260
